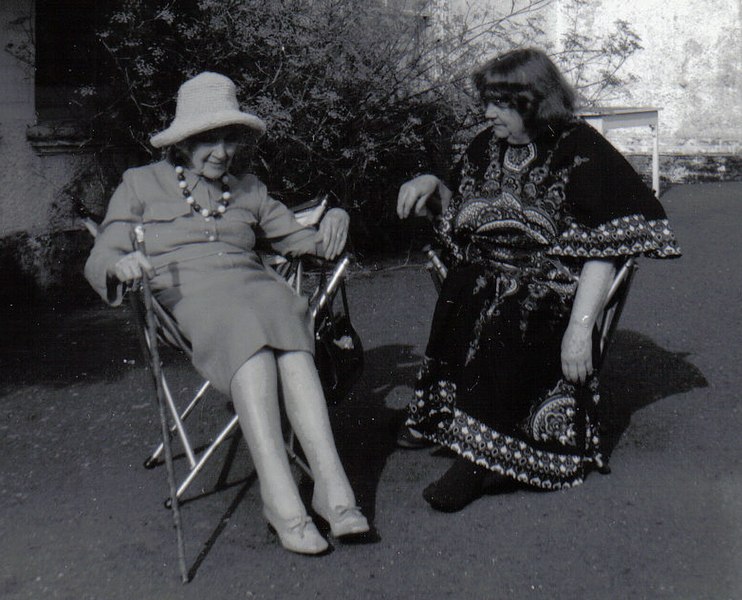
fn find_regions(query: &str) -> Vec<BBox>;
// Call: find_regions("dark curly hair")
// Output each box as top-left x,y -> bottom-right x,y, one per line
473,48 -> 577,136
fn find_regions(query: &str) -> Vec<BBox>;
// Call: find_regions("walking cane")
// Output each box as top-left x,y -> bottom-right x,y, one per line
133,225 -> 189,583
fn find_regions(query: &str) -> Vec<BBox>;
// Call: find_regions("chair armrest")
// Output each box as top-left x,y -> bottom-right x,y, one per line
311,255 -> 351,320
604,257 -> 636,307
293,195 -> 328,227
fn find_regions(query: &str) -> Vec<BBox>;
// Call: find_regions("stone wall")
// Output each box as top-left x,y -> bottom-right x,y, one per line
0,1 -> 94,303
552,0 -> 741,157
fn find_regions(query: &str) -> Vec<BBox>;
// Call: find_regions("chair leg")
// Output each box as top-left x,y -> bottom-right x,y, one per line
285,428 -> 313,480
144,380 -> 211,469
173,415 -> 241,501
593,452 -> 612,475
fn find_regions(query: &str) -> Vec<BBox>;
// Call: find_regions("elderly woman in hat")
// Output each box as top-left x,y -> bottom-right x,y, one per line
85,72 -> 369,554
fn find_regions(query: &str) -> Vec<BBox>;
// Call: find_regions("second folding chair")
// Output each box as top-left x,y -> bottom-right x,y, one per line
423,247 -> 637,474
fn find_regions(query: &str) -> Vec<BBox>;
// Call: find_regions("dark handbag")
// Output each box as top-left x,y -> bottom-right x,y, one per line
314,281 -> 363,405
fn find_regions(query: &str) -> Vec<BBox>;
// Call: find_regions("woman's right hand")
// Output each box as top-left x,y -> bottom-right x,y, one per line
110,251 -> 155,283
396,174 -> 441,219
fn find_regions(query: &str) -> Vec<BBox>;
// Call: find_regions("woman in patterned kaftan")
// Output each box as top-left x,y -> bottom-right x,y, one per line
396,48 -> 681,512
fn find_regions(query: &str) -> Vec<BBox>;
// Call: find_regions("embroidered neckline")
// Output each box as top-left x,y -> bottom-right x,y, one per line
503,142 -> 536,172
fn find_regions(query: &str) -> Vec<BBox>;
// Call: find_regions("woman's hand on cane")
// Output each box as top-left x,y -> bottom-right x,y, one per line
110,251 -> 155,283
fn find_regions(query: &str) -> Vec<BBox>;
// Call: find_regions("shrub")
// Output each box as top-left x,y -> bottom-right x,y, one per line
76,0 -> 640,256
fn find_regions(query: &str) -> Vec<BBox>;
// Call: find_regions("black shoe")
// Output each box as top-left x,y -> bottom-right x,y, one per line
422,457 -> 488,512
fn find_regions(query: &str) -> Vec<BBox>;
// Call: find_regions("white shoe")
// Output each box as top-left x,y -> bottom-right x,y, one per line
311,496 -> 370,538
263,505 -> 329,555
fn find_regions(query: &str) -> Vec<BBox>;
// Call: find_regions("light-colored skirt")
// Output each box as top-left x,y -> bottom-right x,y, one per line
154,252 -> 313,394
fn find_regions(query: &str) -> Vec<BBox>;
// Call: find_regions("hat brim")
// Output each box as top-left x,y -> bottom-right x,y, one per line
150,110 -> 266,148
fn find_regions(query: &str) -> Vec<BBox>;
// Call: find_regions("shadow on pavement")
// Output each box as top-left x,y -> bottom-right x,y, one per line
600,328 -> 709,458
330,331 -> 710,507
0,304 -> 140,392
187,471 -> 259,582
325,343 -> 422,525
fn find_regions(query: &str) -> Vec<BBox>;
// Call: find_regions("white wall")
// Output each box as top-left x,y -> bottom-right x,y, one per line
553,0 -> 742,155
0,0 -> 81,237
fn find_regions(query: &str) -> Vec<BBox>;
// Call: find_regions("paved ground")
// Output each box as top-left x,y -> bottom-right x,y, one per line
1,182 -> 740,600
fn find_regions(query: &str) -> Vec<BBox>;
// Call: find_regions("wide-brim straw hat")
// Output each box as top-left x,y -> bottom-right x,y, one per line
150,72 -> 266,148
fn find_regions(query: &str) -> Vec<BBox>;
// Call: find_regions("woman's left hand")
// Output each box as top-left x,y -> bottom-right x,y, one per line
316,208 -> 349,260
561,323 -> 594,384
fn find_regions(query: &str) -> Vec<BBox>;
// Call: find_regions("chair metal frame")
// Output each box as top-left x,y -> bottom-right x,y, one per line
593,257 -> 637,369
134,250 -> 352,501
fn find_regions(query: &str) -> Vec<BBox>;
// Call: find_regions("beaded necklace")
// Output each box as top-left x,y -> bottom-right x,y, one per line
175,165 -> 231,218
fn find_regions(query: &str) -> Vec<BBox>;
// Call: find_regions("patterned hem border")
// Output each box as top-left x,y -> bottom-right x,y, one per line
424,408 -> 589,490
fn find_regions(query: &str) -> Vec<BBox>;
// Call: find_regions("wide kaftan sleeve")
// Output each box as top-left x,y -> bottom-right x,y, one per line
547,122 -> 681,260
250,177 -> 317,257
84,170 -> 143,306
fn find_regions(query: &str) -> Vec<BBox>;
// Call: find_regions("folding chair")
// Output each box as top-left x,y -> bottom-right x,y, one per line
136,196 -> 334,497
131,230 -> 352,581
423,247 -> 637,474
82,198 -> 358,582
134,252 -> 352,497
